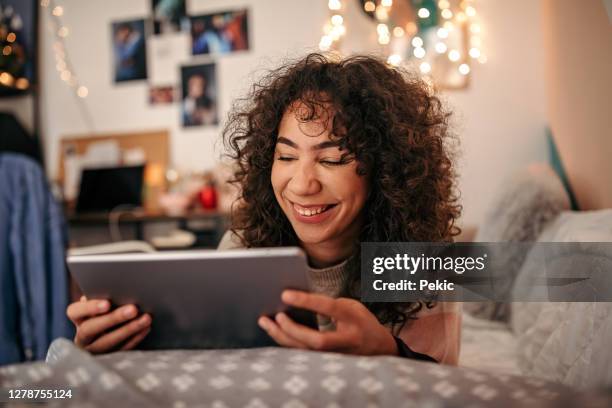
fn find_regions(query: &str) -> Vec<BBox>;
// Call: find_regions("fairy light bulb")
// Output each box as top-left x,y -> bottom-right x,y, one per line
441,9 -> 453,19
6,32 -> 16,43
77,86 -> 88,98
381,0 -> 393,6
411,36 -> 423,48
418,8 -> 430,18
58,26 -> 69,37
375,5 -> 389,21
393,26 -> 405,37
436,27 -> 449,39
52,6 -> 63,16
435,42 -> 447,53
465,6 -> 476,17
319,35 -> 332,50
448,50 -> 460,61
331,14 -> 343,26
438,0 -> 450,9
413,47 -> 426,58
419,62 -> 431,73
378,35 -> 390,45
469,47 -> 481,58
387,54 -> 402,66
364,1 -> 376,12
377,24 -> 389,35
459,63 -> 470,75
328,0 -> 341,10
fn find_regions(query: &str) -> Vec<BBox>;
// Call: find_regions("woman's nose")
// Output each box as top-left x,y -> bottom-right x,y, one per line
288,163 -> 321,196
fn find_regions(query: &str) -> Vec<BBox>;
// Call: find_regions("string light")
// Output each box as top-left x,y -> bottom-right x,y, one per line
387,54 -> 402,66
448,49 -> 460,61
319,0 -> 346,51
315,0 -> 487,84
6,32 -> 16,43
419,62 -> 431,74
435,42 -> 447,53
413,47 -> 426,59
418,8 -> 430,19
42,0 -> 94,130
328,0 -> 341,10
436,27 -> 449,39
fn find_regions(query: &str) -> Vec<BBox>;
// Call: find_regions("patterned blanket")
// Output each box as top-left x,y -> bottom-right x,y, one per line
0,339 -> 609,407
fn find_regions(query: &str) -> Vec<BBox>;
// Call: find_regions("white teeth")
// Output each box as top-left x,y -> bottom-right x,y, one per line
294,204 -> 328,217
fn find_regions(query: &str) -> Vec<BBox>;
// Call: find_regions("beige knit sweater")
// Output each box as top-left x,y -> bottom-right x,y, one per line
218,231 -> 461,365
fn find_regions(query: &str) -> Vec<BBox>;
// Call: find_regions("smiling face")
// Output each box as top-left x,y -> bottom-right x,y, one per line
271,102 -> 368,260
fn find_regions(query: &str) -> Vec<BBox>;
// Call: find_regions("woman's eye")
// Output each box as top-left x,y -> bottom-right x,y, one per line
277,156 -> 296,162
320,159 -> 349,166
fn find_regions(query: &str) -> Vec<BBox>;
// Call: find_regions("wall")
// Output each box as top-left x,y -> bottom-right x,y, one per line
541,0 -> 612,210
39,0 -> 548,226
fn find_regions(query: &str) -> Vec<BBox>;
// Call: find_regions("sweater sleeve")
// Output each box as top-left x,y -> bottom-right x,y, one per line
395,302 -> 462,365
217,230 -> 246,250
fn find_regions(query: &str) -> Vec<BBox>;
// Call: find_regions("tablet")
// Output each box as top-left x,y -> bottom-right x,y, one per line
67,248 -> 316,350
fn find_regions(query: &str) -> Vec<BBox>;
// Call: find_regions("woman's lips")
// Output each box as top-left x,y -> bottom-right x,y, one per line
289,201 -> 338,224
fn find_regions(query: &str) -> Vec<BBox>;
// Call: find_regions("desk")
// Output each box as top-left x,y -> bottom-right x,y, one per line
66,209 -> 228,248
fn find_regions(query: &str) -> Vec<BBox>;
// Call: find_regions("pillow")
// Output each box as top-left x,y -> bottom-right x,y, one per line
465,164 -> 570,321
512,209 -> 612,389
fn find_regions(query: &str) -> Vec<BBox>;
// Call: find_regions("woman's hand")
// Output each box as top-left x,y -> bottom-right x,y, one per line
258,290 -> 398,356
66,296 -> 152,353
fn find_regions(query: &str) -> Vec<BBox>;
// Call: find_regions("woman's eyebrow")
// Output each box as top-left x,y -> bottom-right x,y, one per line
276,136 -> 341,151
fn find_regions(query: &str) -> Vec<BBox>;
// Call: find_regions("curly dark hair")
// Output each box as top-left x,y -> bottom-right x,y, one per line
223,53 -> 461,331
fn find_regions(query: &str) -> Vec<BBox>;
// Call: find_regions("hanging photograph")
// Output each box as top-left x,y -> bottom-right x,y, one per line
180,63 -> 217,127
190,9 -> 249,55
149,85 -> 175,105
152,0 -> 188,35
111,19 -> 148,82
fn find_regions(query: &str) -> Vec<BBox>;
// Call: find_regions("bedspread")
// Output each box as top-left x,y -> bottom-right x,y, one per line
0,339 -> 609,408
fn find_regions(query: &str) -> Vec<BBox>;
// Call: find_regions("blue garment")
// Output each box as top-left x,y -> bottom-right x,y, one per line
0,153 -> 74,364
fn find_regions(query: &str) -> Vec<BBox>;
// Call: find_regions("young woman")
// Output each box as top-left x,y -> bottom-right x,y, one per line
67,53 -> 462,364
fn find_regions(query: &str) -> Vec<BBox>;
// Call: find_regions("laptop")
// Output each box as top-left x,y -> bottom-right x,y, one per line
75,165 -> 145,213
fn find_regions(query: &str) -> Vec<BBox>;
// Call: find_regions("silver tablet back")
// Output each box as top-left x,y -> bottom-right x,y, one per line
68,248 -> 315,349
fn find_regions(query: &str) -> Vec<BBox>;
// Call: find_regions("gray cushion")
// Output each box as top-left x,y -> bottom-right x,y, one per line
466,164 -> 570,321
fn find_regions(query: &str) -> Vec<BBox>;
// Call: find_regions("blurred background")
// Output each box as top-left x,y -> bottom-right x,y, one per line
0,0 -> 610,249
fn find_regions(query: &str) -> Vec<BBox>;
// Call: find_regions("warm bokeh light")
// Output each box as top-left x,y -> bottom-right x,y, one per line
418,8 -> 430,19
413,47 -> 426,59
448,50 -> 460,61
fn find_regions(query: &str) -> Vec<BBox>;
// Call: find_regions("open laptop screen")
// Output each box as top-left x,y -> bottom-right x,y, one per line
76,165 -> 145,213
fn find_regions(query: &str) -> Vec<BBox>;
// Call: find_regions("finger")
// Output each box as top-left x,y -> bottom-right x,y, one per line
275,312 -> 348,351
86,313 -> 152,354
67,299 -> 110,325
80,296 -> 87,302
120,327 -> 151,351
76,304 -> 139,346
258,316 -> 308,349
281,290 -> 349,320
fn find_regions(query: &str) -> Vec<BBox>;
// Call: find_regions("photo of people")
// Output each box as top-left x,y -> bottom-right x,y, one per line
180,63 -> 217,127
111,19 -> 148,82
149,85 -> 175,105
152,0 -> 188,35
190,9 -> 249,55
